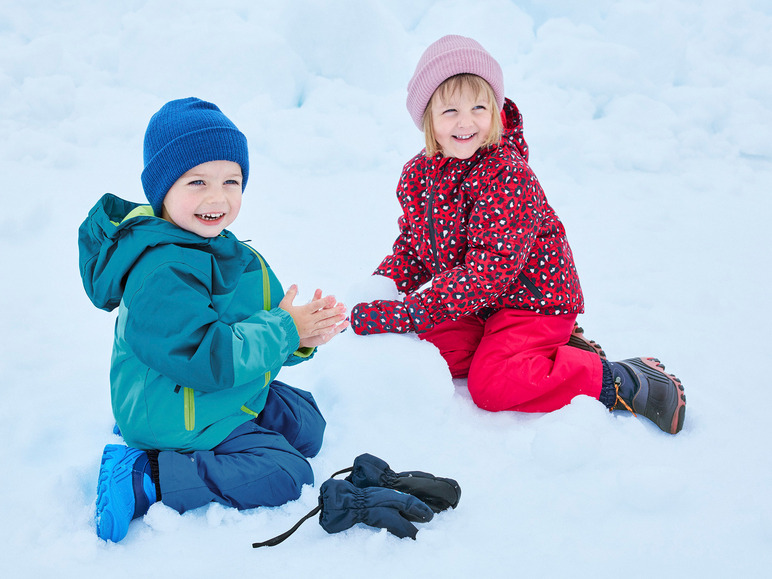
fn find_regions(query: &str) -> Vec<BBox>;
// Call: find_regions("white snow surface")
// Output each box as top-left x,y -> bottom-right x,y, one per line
1,1 -> 771,577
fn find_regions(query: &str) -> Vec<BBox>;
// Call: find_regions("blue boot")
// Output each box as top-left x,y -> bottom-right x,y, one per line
95,445 -> 157,542
602,357 -> 686,434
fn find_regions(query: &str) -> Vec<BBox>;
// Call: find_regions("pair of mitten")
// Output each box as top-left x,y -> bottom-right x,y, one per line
252,454 -> 460,547
318,453 -> 461,539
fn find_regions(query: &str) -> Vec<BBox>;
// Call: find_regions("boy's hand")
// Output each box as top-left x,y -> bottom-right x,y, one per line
279,285 -> 349,348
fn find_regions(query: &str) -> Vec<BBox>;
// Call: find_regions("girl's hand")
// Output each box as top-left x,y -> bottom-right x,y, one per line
279,285 -> 349,348
350,300 -> 415,335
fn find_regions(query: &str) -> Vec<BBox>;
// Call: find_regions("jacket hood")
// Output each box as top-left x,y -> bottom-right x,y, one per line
500,97 -> 529,161
78,193 -> 214,311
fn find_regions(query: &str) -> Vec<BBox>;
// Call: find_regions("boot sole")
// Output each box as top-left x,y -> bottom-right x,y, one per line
95,445 -> 142,542
567,324 -> 607,359
621,357 -> 686,434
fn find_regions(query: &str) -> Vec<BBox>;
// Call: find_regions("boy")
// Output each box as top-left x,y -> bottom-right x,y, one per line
78,97 -> 348,542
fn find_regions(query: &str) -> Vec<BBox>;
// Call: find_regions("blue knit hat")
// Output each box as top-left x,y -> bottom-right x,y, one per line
141,97 -> 249,215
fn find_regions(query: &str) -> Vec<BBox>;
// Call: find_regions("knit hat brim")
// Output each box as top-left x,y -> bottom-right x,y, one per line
141,126 -> 249,216
406,35 -> 505,130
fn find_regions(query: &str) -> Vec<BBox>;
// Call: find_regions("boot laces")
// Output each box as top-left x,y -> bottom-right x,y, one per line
611,376 -> 637,416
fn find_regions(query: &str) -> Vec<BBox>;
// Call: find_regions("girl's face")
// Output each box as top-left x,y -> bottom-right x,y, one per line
430,84 -> 493,159
161,160 -> 243,237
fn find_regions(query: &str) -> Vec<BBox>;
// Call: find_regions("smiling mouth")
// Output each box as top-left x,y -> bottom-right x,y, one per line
453,133 -> 476,141
197,213 -> 225,221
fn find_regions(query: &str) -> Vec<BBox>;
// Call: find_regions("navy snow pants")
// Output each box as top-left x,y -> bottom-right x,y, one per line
157,381 -> 325,514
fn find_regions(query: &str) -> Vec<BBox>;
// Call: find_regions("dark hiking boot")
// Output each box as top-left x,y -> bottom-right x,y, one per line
604,357 -> 686,434
567,323 -> 606,359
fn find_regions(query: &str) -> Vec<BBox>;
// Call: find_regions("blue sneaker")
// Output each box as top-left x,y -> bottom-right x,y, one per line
95,444 -> 157,542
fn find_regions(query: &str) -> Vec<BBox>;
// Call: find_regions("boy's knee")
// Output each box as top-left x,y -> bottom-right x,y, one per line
271,455 -> 314,503
234,451 -> 314,509
260,382 -> 326,458
293,427 -> 324,459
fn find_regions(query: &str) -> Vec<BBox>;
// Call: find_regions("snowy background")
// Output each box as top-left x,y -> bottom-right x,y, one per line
2,0 -> 771,577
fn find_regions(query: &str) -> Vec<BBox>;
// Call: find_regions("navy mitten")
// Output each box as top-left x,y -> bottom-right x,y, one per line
319,479 -> 434,539
346,453 -> 461,513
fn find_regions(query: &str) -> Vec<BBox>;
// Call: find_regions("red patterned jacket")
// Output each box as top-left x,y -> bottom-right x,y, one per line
375,98 -> 584,332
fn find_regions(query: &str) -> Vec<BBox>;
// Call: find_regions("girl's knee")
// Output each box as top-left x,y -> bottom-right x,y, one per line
467,377 -> 512,412
467,365 -> 532,411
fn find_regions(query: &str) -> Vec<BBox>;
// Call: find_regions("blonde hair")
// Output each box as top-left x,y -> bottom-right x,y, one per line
422,74 -> 503,157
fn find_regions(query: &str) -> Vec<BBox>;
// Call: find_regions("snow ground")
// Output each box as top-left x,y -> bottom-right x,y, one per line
1,1 -> 771,577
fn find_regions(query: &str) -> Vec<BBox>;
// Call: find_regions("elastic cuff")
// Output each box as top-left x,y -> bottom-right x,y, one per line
598,359 -> 616,408
273,307 -> 301,352
404,290 -> 446,333
146,450 -> 163,501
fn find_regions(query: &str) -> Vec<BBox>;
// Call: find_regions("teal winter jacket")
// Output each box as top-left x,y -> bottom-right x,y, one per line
78,193 -> 313,452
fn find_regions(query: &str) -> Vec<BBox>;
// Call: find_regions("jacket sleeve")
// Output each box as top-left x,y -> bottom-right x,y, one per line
374,169 -> 432,293
405,161 -> 544,331
123,257 -> 301,393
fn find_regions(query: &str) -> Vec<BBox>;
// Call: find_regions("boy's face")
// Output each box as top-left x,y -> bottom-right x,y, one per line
161,160 -> 243,237
430,84 -> 493,159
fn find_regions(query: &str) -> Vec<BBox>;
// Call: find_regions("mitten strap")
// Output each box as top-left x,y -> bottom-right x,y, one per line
251,505 -> 320,548
252,466 -> 352,548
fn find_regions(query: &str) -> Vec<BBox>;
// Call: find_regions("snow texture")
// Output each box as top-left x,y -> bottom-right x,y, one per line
1,1 -> 770,577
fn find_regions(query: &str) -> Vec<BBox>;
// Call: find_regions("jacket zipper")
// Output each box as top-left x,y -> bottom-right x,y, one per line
238,242 -> 273,414
518,271 -> 544,299
183,387 -> 195,431
174,384 -> 196,431
426,163 -> 448,274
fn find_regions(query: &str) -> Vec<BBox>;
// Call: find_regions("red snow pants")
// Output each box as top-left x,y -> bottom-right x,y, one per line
419,309 -> 603,412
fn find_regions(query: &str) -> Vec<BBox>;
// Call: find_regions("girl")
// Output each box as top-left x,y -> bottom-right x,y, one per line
350,35 -> 686,434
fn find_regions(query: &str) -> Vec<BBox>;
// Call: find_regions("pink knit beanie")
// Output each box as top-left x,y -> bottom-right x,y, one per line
406,35 -> 504,130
